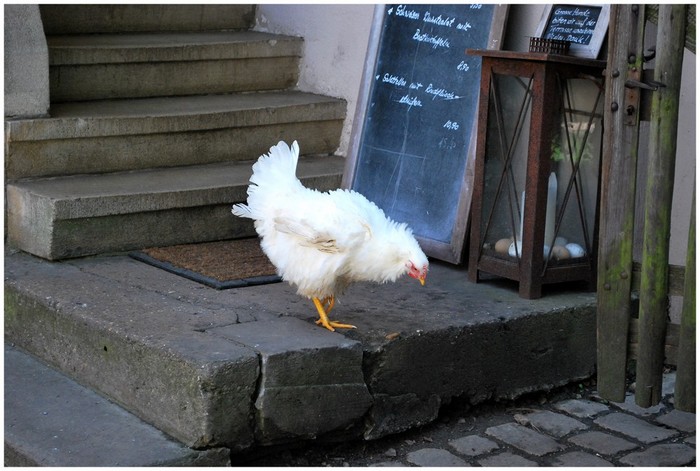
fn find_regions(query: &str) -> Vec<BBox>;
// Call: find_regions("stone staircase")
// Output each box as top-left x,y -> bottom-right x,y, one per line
5,4 -> 350,466
6,4 -> 346,260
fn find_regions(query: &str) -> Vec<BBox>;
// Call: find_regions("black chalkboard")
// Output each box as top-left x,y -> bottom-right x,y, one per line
536,4 -> 610,59
543,5 -> 602,45
343,4 -> 509,263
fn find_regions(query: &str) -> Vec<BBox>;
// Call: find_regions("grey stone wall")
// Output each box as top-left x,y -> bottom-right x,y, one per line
4,4 -> 49,118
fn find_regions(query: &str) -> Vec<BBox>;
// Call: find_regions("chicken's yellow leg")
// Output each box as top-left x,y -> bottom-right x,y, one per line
312,296 -> 355,331
323,295 -> 335,314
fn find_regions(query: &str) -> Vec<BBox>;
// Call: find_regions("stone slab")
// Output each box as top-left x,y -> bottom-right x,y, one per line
405,448 -> 468,467
485,423 -> 564,457
350,272 -> 597,438
448,435 -> 499,457
554,398 -> 609,418
4,345 -> 230,466
5,91 -> 346,180
594,412 -> 678,443
211,318 -> 372,444
549,451 -> 612,467
477,452 -> 538,467
655,409 -> 696,433
47,31 -> 303,65
4,252 -> 261,448
4,250 -> 598,451
517,410 -> 588,437
40,4 -> 255,34
7,155 -> 343,259
4,5 -> 49,118
619,443 -> 696,467
568,431 -> 638,455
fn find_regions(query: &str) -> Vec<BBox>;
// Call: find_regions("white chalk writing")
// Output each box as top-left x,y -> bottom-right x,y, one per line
545,7 -> 600,45
443,120 -> 460,130
413,29 -> 450,49
426,83 -> 459,100
423,12 -> 455,28
393,4 -> 420,20
398,94 -> 423,108
456,21 -> 472,31
382,74 -> 407,87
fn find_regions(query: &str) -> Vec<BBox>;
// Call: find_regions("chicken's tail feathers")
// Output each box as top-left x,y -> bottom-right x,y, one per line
249,140 -> 302,190
231,203 -> 252,218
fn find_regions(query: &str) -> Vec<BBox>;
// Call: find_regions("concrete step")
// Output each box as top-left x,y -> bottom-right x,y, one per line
5,91 -> 347,180
4,344 -> 231,466
7,154 -> 345,260
4,249 -> 597,457
48,31 -> 302,102
40,4 -> 255,34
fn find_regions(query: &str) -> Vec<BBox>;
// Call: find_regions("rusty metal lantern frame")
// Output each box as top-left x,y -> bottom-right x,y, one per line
467,50 -> 606,299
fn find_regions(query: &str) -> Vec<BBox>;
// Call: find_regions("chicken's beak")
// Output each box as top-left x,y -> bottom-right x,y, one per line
419,272 -> 426,286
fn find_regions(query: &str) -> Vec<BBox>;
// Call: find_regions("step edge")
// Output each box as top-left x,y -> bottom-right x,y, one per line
7,156 -> 346,219
4,344 -> 232,466
5,92 -> 347,142
48,32 -> 303,65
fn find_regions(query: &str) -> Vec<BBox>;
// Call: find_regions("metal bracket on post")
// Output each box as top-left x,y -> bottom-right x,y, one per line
622,65 -> 642,126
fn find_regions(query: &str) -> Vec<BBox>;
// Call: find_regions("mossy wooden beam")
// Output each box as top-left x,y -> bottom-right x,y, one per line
635,4 -> 687,408
675,186 -> 695,412
596,4 -> 645,403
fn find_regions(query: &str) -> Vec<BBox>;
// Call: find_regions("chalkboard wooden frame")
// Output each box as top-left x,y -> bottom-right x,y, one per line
342,4 -> 509,264
535,4 -> 610,59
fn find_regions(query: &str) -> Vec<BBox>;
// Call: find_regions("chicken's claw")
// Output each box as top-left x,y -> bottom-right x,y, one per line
312,296 -> 355,331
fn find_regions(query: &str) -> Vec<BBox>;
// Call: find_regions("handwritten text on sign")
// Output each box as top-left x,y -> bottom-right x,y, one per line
543,5 -> 603,45
352,4 -> 495,244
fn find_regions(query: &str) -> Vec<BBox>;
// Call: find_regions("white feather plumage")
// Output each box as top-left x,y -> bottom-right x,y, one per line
231,141 -> 428,330
232,141 -> 429,329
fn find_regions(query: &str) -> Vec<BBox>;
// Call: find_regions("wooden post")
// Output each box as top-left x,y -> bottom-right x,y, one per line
596,4 -> 645,402
636,4 -> 687,407
675,186 -> 695,412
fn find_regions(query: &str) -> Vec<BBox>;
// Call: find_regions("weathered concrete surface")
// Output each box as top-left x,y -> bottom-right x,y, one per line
6,155 -> 343,259
213,318 -> 373,445
40,4 -> 255,34
4,345 -> 231,466
48,32 -> 303,102
5,91 -> 346,180
5,250 -> 597,458
4,253 -> 262,449
335,268 -> 597,439
4,4 -> 49,118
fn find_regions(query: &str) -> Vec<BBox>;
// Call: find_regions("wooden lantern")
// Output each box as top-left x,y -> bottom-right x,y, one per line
467,50 -> 606,299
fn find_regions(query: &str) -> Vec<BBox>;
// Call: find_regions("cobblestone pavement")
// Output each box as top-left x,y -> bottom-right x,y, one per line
236,372 -> 695,467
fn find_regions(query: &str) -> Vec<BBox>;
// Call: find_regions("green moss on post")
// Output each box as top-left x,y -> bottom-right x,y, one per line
636,4 -> 687,408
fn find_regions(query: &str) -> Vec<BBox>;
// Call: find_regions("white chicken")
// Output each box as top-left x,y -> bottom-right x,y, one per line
232,140 -> 429,331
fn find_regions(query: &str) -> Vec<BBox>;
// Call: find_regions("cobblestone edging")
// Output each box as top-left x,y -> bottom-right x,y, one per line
371,374 -> 695,467
241,373 -> 695,467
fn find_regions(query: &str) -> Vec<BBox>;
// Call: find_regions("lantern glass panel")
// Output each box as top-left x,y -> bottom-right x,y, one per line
479,73 -> 603,266
548,77 -> 604,263
481,72 -> 533,259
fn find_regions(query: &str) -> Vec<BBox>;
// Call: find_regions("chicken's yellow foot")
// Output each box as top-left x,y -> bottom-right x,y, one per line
312,296 -> 355,331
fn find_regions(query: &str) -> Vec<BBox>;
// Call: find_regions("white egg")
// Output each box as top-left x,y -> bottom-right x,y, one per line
550,245 -> 571,260
495,237 -> 513,254
565,243 -> 585,258
508,241 -> 523,258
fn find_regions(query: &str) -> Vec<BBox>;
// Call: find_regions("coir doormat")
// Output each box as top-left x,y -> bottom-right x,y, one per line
129,238 -> 281,290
